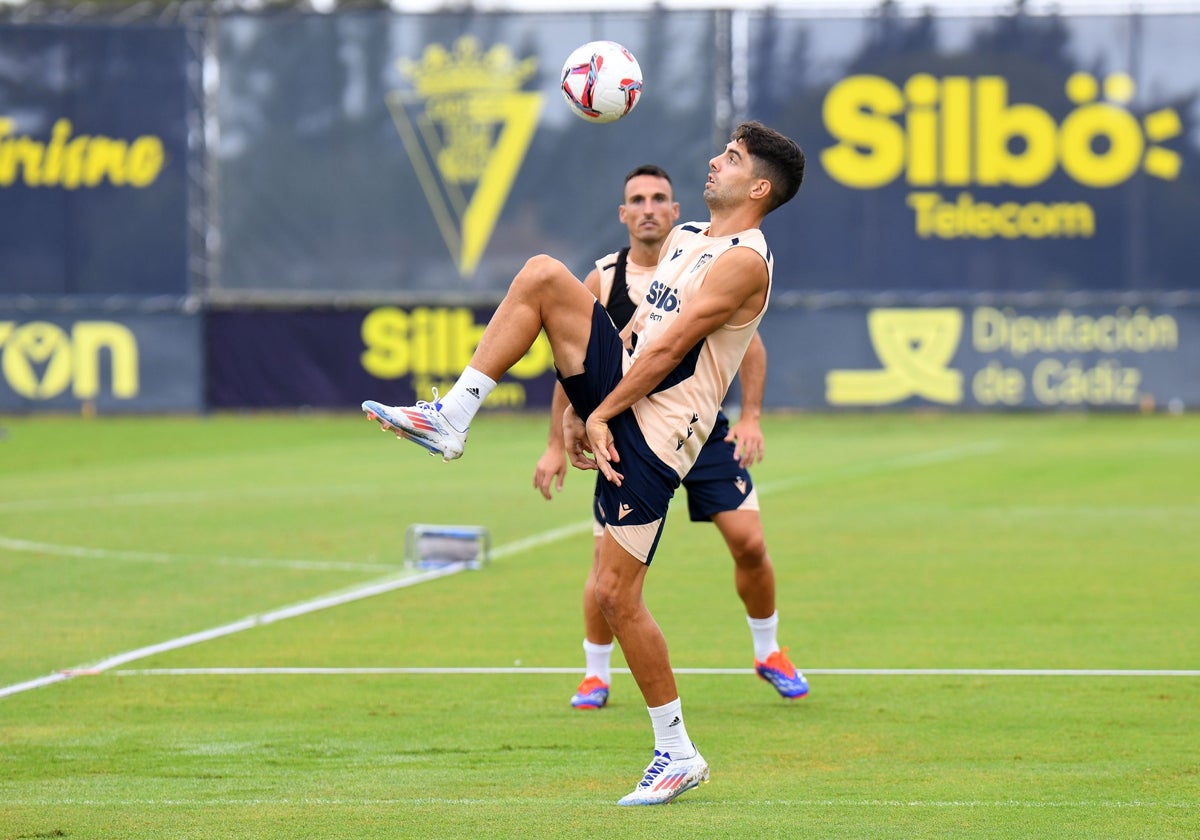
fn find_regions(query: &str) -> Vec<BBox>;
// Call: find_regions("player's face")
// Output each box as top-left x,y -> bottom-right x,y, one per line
618,175 -> 679,247
704,139 -> 759,210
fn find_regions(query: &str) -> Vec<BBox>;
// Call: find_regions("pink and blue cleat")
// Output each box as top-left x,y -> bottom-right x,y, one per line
755,647 -> 809,699
570,675 -> 610,710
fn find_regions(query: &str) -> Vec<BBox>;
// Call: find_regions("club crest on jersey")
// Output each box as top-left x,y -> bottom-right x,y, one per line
691,253 -> 714,272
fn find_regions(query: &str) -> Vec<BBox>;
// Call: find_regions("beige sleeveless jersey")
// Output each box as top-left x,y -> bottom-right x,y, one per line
621,222 -> 773,477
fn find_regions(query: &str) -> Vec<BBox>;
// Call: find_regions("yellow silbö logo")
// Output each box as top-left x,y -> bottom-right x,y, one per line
385,38 -> 544,278
826,309 -> 963,406
821,73 -> 1182,239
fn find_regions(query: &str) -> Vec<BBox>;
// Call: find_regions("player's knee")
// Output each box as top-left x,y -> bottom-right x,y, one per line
730,534 -> 768,569
592,575 -> 632,623
517,254 -> 568,288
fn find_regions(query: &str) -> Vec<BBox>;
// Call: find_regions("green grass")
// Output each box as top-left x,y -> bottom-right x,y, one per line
1,411 -> 1198,838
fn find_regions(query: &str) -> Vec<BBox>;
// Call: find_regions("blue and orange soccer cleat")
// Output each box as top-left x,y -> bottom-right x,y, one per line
571,675 -> 610,710
362,391 -> 467,462
616,746 -> 709,806
755,647 -> 809,699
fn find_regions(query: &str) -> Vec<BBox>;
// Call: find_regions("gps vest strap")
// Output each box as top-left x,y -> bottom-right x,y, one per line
605,247 -> 637,332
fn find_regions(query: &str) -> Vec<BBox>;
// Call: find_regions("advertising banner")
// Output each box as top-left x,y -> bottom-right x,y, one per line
0,310 -> 203,413
760,302 -> 1199,410
0,24 -> 193,298
748,11 -> 1200,297
206,305 -> 558,410
212,11 -> 720,300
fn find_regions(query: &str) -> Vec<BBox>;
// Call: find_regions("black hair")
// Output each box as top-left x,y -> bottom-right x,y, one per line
730,121 -> 805,212
623,164 -> 673,187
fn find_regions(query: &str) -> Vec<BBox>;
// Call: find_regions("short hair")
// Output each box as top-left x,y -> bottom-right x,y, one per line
623,164 -> 673,189
730,121 -> 805,213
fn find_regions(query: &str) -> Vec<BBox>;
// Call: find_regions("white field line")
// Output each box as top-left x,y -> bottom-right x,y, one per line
2,797 -> 1196,810
111,666 -> 1200,678
0,521 -> 594,701
0,441 -> 1002,702
0,484 -> 373,514
0,535 -> 401,573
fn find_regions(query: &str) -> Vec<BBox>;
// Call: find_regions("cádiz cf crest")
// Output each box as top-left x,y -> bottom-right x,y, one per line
385,37 -> 544,279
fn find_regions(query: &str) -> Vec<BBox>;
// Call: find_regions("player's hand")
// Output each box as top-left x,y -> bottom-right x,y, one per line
726,417 -> 765,467
533,446 -> 568,500
585,414 -> 623,486
563,405 -> 597,472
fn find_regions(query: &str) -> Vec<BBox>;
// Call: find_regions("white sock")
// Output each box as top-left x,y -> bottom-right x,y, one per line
648,697 -> 694,758
436,367 -> 496,432
583,639 -> 614,684
747,612 -> 780,661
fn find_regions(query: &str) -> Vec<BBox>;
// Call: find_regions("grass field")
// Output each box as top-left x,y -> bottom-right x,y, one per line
1,410 -> 1197,839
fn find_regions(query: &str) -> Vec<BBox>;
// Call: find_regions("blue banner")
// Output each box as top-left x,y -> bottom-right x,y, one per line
206,306 -> 558,410
0,310 -> 202,413
748,11 -> 1200,297
0,24 -> 192,299
761,302 -> 1199,410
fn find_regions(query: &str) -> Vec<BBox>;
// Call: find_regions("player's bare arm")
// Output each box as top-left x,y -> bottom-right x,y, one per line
726,330 -> 766,467
534,383 -> 572,499
586,247 -> 769,483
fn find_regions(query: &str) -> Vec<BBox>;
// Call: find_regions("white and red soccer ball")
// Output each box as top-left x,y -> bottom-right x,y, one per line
560,40 -> 643,124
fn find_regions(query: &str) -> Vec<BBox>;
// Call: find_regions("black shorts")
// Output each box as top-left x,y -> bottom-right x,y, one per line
559,302 -> 680,564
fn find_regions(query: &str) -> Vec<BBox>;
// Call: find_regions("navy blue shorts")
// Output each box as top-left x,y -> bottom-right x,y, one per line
558,302 -> 680,564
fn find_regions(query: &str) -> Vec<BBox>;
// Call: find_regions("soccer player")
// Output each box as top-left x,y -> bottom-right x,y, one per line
362,121 -> 805,806
530,164 -> 808,712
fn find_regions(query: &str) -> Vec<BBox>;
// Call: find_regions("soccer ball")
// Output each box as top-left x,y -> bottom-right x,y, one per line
560,40 -> 643,124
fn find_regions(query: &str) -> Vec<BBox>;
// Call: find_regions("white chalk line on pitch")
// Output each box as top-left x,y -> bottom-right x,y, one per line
2,796 -> 1196,810
108,666 -> 1200,678
0,535 -> 404,573
0,521 -> 593,701
0,483 -> 375,514
0,440 -> 1008,702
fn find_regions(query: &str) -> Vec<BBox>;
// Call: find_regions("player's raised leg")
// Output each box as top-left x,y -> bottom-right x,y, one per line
363,255 -> 597,460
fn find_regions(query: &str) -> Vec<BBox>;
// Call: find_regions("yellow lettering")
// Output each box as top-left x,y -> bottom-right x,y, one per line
0,320 -> 141,400
127,137 -> 166,187
71,321 -> 139,399
941,77 -> 972,185
972,306 -> 1178,357
971,360 -> 1025,405
905,74 -> 939,186
361,307 -> 411,379
820,75 -> 906,189
1032,358 -> 1142,406
0,115 -> 165,189
821,72 -> 1181,196
975,76 -> 1058,187
360,306 -> 554,383
1059,102 -> 1142,187
908,191 -> 1094,240
1,321 -> 73,398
